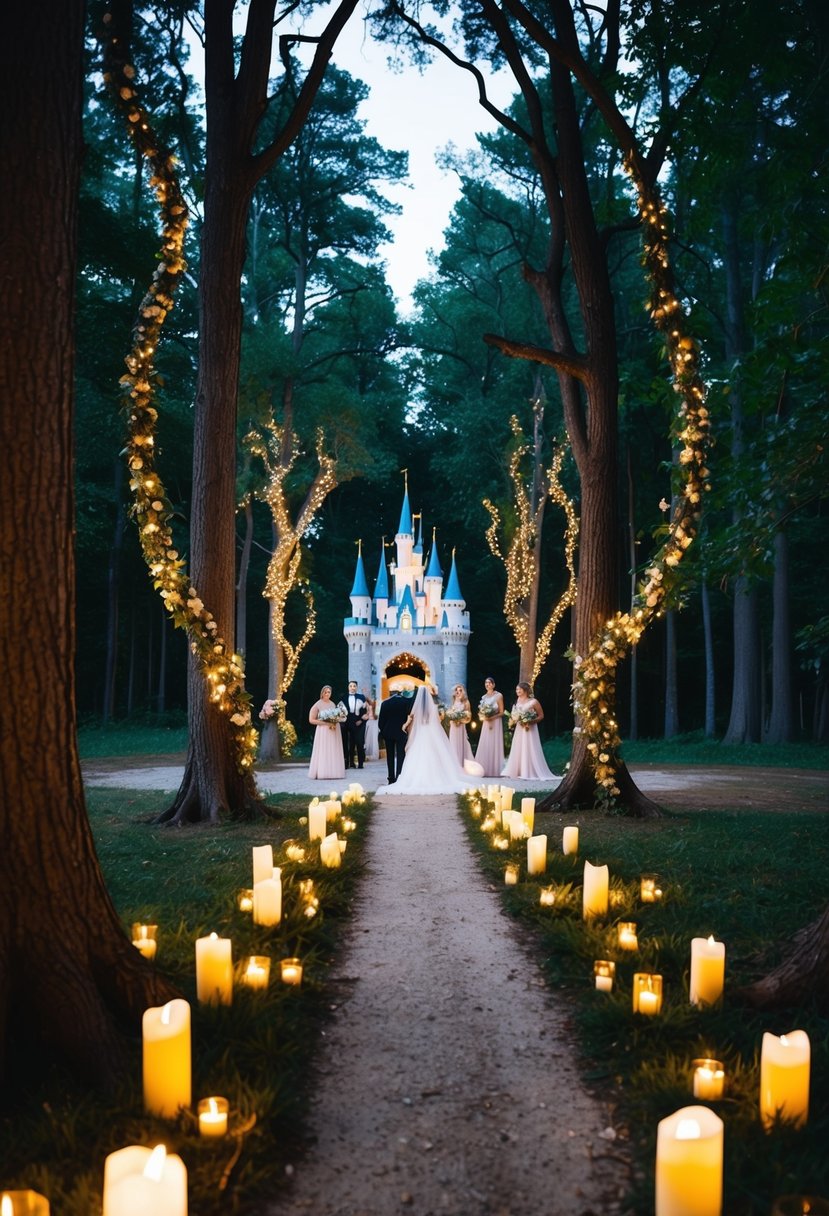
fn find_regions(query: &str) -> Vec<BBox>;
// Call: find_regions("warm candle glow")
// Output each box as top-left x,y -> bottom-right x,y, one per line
103,1144 -> 187,1216
504,863 -> 519,885
594,960 -> 616,992
241,955 -> 270,990
582,861 -> 609,919
0,1194 -> 49,1216
633,973 -> 663,1015
280,957 -> 303,986
562,826 -> 579,855
539,886 -> 556,907
693,1059 -> 725,1101
618,922 -> 639,951
237,889 -> 254,912
198,1096 -> 229,1138
143,999 -> 191,1118
640,875 -> 663,903
760,1030 -> 810,1129
195,933 -> 233,1005
132,923 -> 158,960
526,835 -> 547,876
655,1106 -> 723,1216
689,936 -> 725,1008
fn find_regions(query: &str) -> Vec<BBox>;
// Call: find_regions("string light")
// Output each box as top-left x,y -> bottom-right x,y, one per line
483,416 -> 578,681
245,422 -> 338,750
571,164 -> 712,804
100,12 -> 257,772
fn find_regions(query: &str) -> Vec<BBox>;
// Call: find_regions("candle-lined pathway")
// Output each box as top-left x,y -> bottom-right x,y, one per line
265,794 -> 626,1216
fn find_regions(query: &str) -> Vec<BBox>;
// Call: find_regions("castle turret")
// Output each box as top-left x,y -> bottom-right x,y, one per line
349,540 -> 371,622
373,538 -> 390,626
441,549 -> 469,629
441,549 -> 470,694
394,473 -> 414,593
423,528 -> 443,626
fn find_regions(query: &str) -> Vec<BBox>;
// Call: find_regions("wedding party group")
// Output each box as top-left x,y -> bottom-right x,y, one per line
261,678 -> 558,795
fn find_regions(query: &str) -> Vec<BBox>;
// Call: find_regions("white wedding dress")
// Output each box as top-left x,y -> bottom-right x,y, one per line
376,687 -> 476,796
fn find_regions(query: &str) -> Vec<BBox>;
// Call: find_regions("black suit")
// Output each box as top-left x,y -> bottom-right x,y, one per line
378,693 -> 411,783
344,691 -> 369,768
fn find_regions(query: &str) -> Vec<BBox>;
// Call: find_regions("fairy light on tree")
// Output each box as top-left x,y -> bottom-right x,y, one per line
571,165 -> 713,803
245,421 -> 338,758
100,11 -> 257,772
484,413 -> 578,684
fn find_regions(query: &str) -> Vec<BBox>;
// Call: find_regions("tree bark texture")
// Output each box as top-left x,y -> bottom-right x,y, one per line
663,610 -> 679,738
701,579 -> 716,737
723,577 -> 762,744
0,0 -> 176,1084
738,903 -> 829,1013
764,526 -> 795,743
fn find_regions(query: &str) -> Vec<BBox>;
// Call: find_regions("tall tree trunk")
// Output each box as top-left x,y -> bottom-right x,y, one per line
157,602 -> 167,715
627,446 -> 638,742
723,577 -> 762,743
0,0 -> 175,1084
701,579 -> 716,737
764,525 -> 794,743
102,461 -> 126,722
126,604 -> 136,716
663,611 -> 679,738
722,197 -> 762,744
236,495 -> 254,659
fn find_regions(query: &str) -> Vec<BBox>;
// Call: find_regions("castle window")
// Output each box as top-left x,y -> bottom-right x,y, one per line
400,609 -> 412,631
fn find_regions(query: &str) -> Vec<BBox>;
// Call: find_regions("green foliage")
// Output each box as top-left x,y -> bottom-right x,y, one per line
0,790 -> 372,1215
463,796 -> 829,1214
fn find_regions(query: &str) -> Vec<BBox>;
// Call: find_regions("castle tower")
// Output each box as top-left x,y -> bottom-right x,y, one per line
343,541 -> 372,690
441,550 -> 471,693
373,538 -> 389,626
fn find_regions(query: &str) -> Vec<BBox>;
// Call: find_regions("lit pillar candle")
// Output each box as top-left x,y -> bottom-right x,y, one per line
237,889 -> 253,913
320,833 -> 342,868
526,835 -> 547,876
594,960 -> 616,992
760,1030 -> 810,1129
253,871 -> 282,926
618,922 -> 639,951
562,826 -> 579,855
641,875 -> 663,903
132,923 -> 158,960
506,810 -> 527,841
252,844 -> 274,886
308,801 -> 328,842
481,814 -> 497,833
195,933 -> 233,1006
103,1144 -> 187,1216
633,972 -> 663,1015
284,840 -> 307,862
582,861 -> 609,919
689,936 -> 725,1008
325,798 -> 342,823
198,1096 -> 229,1138
143,999 -> 191,1119
280,957 -> 303,986
0,1193 -> 49,1216
241,955 -> 270,990
504,862 -> 519,885
500,786 -> 514,812
655,1106 -> 723,1216
539,886 -> 556,907
693,1059 -> 725,1101
520,797 -> 535,834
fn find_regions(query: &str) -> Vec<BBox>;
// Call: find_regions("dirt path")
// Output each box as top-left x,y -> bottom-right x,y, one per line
265,795 -> 626,1216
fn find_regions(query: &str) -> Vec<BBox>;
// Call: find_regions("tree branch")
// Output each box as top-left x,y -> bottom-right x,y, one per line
483,333 -> 590,382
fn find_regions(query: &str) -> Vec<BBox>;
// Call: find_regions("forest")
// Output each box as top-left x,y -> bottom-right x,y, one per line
67,0 -> 828,782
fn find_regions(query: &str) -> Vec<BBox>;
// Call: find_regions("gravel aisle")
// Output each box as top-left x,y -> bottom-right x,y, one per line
266,795 -> 625,1216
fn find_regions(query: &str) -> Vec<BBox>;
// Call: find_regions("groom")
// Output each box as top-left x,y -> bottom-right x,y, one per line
378,688 -> 411,784
343,680 -> 369,769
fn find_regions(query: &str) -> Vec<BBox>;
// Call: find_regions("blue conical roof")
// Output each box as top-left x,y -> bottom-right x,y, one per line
373,543 -> 389,600
425,538 -> 442,579
445,550 -> 463,600
398,584 -> 416,616
350,546 -> 370,598
397,486 -> 412,535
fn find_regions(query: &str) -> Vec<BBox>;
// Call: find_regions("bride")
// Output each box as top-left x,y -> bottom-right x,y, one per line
376,686 -> 477,796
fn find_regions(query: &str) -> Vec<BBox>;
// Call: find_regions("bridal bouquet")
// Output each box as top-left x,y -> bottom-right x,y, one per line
514,706 -> 538,730
478,699 -> 499,719
318,705 -> 346,726
445,707 -> 471,724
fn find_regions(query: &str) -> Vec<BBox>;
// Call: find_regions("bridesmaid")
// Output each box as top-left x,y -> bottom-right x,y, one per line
308,685 -> 346,781
502,681 -> 556,781
363,687 -> 380,761
475,676 -> 505,777
447,683 -> 474,765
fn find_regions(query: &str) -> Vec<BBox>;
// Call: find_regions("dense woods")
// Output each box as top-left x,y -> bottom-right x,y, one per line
74,0 -> 828,766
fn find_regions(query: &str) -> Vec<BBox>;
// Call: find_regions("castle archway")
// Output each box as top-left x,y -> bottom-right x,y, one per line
381,651 -> 431,699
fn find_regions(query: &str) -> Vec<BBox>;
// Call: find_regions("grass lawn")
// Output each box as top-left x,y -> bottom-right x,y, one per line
463,795 -> 829,1215
0,789 -> 369,1215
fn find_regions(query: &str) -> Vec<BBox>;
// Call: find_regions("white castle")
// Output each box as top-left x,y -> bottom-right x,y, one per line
343,478 -> 470,701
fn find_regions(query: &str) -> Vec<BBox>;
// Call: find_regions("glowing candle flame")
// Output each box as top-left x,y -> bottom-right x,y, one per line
160,1001 -> 173,1026
144,1144 -> 167,1181
675,1119 -> 701,1141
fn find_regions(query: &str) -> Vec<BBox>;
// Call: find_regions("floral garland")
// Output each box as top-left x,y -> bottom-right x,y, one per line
100,12 -> 258,772
572,167 -> 712,803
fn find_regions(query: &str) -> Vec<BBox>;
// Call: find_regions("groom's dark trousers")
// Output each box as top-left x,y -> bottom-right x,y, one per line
378,693 -> 410,783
